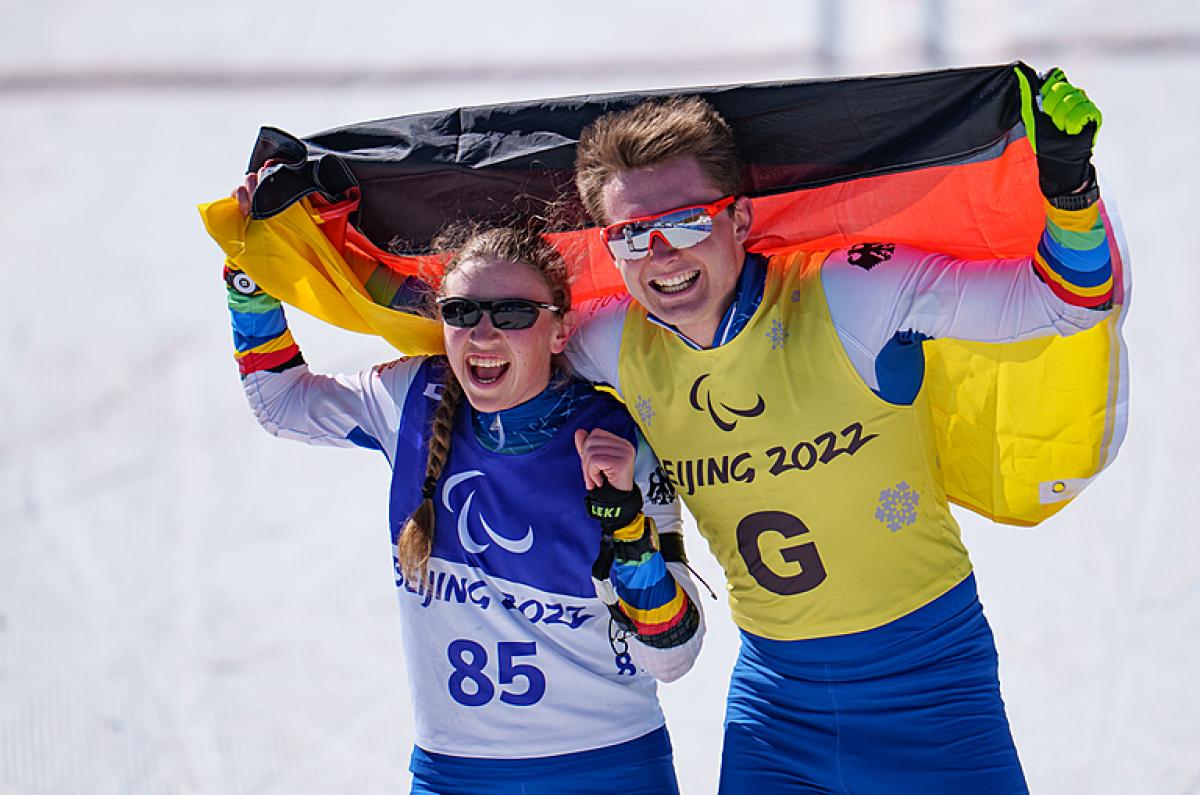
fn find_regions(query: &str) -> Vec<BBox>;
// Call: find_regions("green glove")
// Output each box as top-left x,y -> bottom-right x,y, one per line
1016,66 -> 1102,198
1040,68 -> 1102,138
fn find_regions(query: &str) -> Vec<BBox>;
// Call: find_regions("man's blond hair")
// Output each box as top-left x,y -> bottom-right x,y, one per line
574,96 -> 743,224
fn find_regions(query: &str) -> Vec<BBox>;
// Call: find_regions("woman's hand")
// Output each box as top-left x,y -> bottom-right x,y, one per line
231,162 -> 279,218
232,171 -> 257,218
574,428 -> 636,492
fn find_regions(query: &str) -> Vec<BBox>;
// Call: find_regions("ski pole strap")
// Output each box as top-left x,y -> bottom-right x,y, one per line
591,533 -> 617,582
591,540 -> 636,634
657,531 -> 688,565
607,604 -> 637,634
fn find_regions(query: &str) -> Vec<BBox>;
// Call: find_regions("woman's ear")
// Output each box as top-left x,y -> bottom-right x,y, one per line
550,308 -> 579,354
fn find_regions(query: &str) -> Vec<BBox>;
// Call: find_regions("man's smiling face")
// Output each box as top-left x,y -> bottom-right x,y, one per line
601,157 -> 752,347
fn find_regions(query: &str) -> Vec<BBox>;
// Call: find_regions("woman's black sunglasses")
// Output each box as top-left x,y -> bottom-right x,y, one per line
436,297 -> 562,330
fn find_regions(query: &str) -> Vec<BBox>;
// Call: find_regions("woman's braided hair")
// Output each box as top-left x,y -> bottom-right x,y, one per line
395,223 -> 574,583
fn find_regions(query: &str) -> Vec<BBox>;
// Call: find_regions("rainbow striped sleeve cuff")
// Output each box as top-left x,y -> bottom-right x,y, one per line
611,520 -> 700,649
229,292 -> 304,377
1031,200 -> 1113,310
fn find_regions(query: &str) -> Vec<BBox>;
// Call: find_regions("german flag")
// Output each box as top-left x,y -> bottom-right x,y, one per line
200,62 -> 1130,527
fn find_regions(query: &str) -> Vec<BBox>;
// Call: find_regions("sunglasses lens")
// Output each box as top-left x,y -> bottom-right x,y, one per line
438,298 -> 550,330
661,224 -> 712,248
604,235 -> 643,260
489,300 -> 542,330
605,206 -> 715,260
439,298 -> 481,328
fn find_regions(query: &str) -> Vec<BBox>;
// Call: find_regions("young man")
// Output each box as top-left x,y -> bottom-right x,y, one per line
566,71 -> 1111,793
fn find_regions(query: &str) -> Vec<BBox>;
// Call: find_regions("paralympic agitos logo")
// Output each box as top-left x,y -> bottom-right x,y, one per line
689,373 -> 765,432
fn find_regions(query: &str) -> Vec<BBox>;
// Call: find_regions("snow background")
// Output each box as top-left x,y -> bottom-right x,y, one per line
2,0 -> 1198,792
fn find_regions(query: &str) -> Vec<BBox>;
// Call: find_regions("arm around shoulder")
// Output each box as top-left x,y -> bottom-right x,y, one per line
565,296 -> 629,391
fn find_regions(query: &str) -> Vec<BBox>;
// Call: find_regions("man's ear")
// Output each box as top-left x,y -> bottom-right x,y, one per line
732,195 -> 754,245
551,308 -> 579,354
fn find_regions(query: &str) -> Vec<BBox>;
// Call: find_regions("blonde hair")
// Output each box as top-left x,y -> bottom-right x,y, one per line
575,95 -> 743,224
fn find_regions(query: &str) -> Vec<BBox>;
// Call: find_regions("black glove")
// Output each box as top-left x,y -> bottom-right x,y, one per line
585,479 -> 643,534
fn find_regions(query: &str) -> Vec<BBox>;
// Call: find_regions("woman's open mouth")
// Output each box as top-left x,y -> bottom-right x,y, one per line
467,354 -> 510,385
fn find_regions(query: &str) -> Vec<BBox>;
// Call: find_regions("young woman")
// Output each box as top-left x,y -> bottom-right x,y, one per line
226,178 -> 704,794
